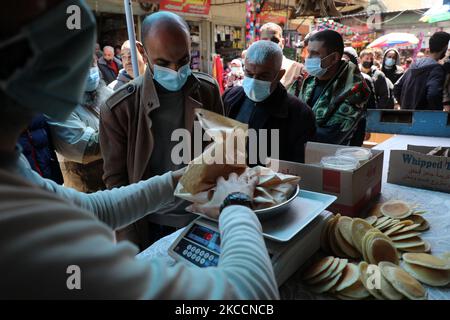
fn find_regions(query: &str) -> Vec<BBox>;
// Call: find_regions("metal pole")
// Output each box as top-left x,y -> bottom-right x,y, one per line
124,0 -> 140,78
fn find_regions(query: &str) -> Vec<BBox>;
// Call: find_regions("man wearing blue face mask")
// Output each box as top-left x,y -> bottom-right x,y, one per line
223,40 -> 316,164
297,30 -> 370,146
99,11 -> 224,249
47,55 -> 113,193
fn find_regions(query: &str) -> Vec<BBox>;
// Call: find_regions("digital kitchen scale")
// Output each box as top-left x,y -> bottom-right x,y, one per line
168,190 -> 337,286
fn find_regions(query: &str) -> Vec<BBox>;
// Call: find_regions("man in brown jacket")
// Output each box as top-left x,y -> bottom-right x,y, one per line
99,11 -> 224,250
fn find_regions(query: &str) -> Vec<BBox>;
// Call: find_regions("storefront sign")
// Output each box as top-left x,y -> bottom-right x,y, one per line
160,0 -> 211,16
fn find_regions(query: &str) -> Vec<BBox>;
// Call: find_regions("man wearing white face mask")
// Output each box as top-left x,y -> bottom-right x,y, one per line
297,30 -> 370,146
48,55 -> 113,193
223,40 -> 316,164
99,11 -> 224,249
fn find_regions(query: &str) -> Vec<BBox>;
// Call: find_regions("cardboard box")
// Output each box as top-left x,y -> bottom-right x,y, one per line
388,145 -> 450,193
270,142 -> 384,217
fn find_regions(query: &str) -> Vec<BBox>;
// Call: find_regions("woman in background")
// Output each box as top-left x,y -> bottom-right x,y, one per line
225,59 -> 245,89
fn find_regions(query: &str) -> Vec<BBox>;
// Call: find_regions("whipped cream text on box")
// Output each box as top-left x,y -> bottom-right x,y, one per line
402,154 -> 450,171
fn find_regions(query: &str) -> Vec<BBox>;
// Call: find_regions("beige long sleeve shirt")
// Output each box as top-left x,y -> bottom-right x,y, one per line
0,152 -> 279,299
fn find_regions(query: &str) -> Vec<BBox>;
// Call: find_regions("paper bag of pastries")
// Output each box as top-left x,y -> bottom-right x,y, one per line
175,109 -> 300,215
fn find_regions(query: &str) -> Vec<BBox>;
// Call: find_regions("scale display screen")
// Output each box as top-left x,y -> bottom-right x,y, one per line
186,224 -> 221,254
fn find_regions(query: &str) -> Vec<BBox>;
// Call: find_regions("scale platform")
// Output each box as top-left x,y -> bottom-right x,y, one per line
260,190 -> 336,242
191,189 -> 336,242
169,189 -> 337,285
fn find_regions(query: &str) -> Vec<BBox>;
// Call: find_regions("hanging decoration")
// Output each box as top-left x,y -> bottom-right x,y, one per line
314,18 -> 354,36
246,0 -> 254,46
245,0 -> 263,47
254,0 -> 262,42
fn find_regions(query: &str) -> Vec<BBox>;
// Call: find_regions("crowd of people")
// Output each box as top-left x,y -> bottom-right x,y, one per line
1,0 -> 449,299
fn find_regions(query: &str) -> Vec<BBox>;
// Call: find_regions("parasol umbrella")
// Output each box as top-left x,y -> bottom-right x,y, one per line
367,33 -> 420,48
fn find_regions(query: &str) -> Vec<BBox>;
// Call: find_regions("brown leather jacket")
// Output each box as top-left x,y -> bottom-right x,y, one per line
100,69 -> 224,189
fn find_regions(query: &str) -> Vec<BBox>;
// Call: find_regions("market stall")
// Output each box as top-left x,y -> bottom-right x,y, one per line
279,134 -> 450,300
137,133 -> 450,300
122,2 -> 450,300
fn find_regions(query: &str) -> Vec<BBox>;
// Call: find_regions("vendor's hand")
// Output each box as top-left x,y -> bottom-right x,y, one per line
190,172 -> 258,219
171,167 -> 186,185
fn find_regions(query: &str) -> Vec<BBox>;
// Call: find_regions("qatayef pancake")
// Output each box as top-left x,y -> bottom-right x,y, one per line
334,223 -> 360,258
302,256 -> 334,280
396,219 -> 415,227
309,272 -> 343,294
391,223 -> 422,235
338,278 -> 371,299
337,216 -> 356,246
365,216 -> 378,225
384,223 -> 408,236
393,237 -> 425,249
329,216 -> 347,258
403,253 -> 450,270
374,216 -> 390,227
361,230 -> 380,263
335,293 -> 360,300
403,262 -> 450,287
306,258 -> 340,284
379,219 -> 400,231
389,231 -> 421,241
409,214 -> 430,231
328,259 -> 348,279
366,233 -> 399,265
379,262 -> 427,300
380,200 -> 412,219
334,263 -> 360,292
351,218 -> 374,254
375,218 -> 396,231
378,265 -> 404,300
320,219 -> 332,254
399,241 -> 431,253
359,262 -> 385,300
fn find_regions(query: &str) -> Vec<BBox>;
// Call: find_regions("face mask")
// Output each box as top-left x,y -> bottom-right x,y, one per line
243,76 -> 272,102
385,58 -> 396,67
305,54 -> 332,78
362,61 -> 374,69
231,66 -> 241,73
153,63 -> 192,91
0,0 -> 96,121
85,67 -> 100,92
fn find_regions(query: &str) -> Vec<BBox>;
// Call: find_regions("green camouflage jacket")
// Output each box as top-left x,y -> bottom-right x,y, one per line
296,61 -> 370,133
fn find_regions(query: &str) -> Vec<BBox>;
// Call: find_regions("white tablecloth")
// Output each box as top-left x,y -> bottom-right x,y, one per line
137,181 -> 450,299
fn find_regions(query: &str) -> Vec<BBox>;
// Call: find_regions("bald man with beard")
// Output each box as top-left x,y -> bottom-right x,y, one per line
99,11 -> 224,250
